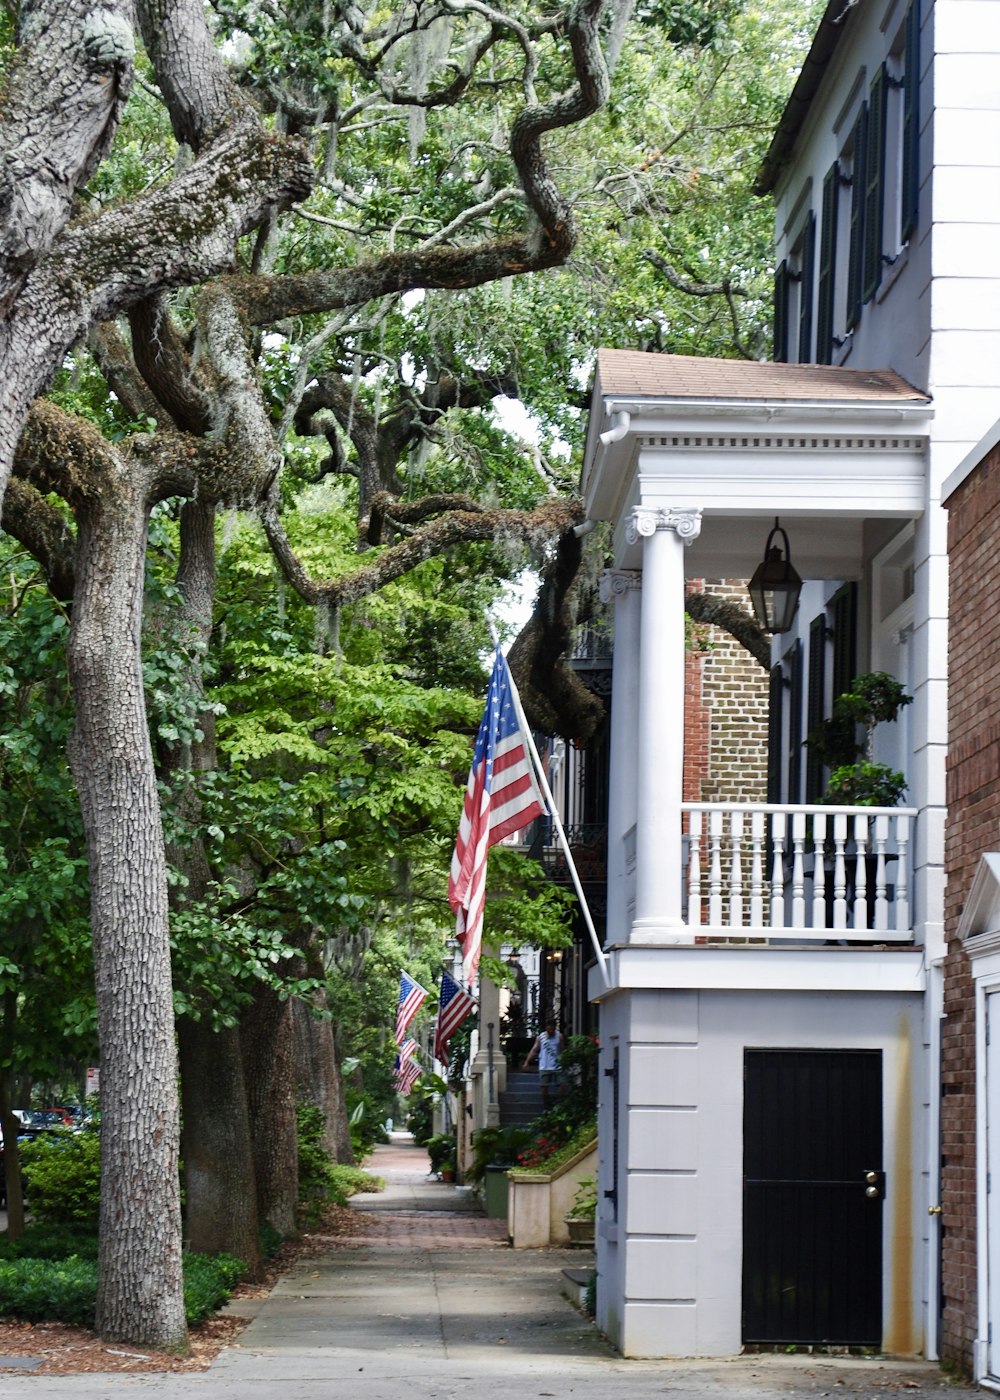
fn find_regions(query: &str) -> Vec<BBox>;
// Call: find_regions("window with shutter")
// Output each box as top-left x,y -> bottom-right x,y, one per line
787,641 -> 804,804
768,665 -> 785,804
831,583 -> 859,700
816,164 -> 839,364
773,259 -> 790,363
798,211 -> 816,362
862,66 -> 887,302
806,616 -> 828,801
900,0 -> 920,242
846,104 -> 867,331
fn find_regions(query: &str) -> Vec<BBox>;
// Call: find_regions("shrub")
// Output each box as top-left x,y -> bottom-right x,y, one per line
297,1102 -> 385,1223
425,1132 -> 456,1176
19,1129 -> 101,1226
327,1165 -> 382,1205
182,1252 -> 245,1325
0,1223 -> 98,1261
0,1248 -> 246,1329
466,1124 -> 533,1184
0,1256 -> 98,1326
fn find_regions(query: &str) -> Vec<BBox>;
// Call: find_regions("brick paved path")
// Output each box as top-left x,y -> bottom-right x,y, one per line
340,1133 -> 508,1247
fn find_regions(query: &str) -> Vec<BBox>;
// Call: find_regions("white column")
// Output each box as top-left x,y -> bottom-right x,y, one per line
629,506 -> 702,944
600,568 -> 641,947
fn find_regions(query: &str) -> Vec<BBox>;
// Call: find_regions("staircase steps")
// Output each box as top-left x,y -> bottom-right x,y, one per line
499,1070 -> 545,1126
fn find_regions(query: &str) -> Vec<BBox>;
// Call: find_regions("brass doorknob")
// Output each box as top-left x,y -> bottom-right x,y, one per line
865,1171 -> 878,1184
928,1205 -> 942,1215
866,1185 -> 880,1199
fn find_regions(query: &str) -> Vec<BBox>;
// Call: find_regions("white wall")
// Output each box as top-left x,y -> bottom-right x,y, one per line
598,983 -> 926,1357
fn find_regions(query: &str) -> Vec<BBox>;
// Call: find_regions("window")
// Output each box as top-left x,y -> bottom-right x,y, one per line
900,1 -> 920,242
816,163 -> 840,364
862,64 -> 887,303
846,103 -> 867,331
773,210 -> 813,364
798,211 -> 816,362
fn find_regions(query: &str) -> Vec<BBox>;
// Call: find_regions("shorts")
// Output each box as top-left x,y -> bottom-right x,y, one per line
539,1070 -> 561,1090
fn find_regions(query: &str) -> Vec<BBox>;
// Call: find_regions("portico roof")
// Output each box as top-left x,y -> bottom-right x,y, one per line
582,350 -> 934,579
594,349 -> 928,406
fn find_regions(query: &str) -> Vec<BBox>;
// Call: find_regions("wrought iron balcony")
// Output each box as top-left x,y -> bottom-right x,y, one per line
528,821 -> 608,884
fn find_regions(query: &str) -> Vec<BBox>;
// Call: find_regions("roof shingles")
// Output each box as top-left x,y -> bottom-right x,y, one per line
596,348 -> 929,405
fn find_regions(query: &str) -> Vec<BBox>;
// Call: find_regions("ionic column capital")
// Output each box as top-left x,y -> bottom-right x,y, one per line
600,569 -> 642,604
625,507 -> 703,546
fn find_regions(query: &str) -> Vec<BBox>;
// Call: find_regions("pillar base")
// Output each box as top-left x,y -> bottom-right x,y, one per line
629,918 -> 695,946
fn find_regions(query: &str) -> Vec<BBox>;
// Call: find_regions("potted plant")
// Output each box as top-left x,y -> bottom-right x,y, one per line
808,671 -> 912,807
565,1174 -> 597,1246
426,1132 -> 457,1181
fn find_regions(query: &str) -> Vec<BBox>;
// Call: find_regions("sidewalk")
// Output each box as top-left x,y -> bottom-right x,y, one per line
0,1134 -> 977,1399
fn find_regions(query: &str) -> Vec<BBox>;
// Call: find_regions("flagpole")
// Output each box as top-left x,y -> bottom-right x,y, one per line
490,631 -> 612,990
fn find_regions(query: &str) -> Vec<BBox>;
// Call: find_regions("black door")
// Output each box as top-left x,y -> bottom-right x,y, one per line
743,1048 -> 883,1345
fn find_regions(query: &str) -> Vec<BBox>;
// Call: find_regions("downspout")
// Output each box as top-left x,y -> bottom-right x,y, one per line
599,410 -> 631,446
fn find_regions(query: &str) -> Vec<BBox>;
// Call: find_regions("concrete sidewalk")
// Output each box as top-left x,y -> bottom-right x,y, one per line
0,1134 -> 977,1399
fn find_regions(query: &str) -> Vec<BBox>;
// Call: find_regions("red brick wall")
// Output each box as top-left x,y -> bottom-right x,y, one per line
942,442 -> 1000,1370
685,580 -> 769,804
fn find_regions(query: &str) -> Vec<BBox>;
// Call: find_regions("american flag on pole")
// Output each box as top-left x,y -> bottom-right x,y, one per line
394,1038 -> 422,1094
395,971 -> 428,1044
448,650 -> 544,986
434,970 -> 477,1065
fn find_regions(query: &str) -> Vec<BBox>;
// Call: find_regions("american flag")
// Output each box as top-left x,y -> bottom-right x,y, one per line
448,650 -> 544,985
395,971 -> 428,1044
394,1037 -> 422,1095
434,970 -> 477,1065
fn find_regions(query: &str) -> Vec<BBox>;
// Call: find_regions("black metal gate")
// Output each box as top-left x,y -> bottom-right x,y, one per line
743,1048 -> 883,1345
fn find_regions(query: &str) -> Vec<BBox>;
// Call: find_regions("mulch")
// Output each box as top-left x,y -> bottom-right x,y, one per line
0,1204 -> 371,1377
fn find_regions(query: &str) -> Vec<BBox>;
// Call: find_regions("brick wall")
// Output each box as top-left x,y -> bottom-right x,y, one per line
685,580 -> 770,804
941,442 -> 1000,1370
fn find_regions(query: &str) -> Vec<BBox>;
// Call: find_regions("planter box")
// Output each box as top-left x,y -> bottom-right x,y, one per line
507,1141 -> 598,1248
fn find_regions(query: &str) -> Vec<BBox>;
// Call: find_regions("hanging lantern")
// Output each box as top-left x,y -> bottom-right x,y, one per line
748,518 -> 802,634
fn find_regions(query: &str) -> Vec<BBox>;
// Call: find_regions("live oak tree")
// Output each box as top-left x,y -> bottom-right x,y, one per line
0,0 -> 617,1351
0,0 -> 817,1349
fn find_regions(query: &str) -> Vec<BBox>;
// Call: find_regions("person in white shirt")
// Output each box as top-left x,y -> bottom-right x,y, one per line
523,1018 -> 564,1110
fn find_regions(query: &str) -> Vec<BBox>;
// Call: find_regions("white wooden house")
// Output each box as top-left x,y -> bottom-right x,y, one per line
584,0 -> 1000,1360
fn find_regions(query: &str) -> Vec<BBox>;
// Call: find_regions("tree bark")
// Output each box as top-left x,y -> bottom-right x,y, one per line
241,985 -> 299,1238
178,1017 -> 262,1275
67,475 -> 187,1350
292,983 -> 354,1166
0,991 -> 26,1240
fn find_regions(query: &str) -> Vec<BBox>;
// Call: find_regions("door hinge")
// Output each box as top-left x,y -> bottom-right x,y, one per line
989,1172 -> 992,1195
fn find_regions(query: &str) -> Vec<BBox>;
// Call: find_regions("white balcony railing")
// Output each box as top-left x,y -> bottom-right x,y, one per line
681,803 -> 917,942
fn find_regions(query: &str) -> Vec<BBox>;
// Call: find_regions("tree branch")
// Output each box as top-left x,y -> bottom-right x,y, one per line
684,589 -> 771,670
0,0 -> 135,315
262,495 -> 583,609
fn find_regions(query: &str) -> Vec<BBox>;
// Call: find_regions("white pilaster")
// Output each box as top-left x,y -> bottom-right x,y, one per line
629,507 -> 702,944
601,568 -> 642,947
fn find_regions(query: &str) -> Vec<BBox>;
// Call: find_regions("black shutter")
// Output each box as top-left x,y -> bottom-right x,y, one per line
816,164 -> 839,364
901,1 -> 920,242
831,583 -> 858,700
787,640 -> 804,804
773,259 -> 790,362
846,104 -> 867,331
805,615 -> 828,801
862,66 -> 887,302
798,211 -> 816,363
768,665 -> 785,803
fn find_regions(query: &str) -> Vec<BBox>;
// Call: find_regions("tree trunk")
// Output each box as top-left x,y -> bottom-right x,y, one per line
67,482 -> 187,1350
178,1017 -> 262,1275
241,985 -> 298,1238
0,991 -> 25,1239
292,990 -> 354,1166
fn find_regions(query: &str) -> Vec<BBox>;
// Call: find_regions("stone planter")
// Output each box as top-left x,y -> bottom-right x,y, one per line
507,1141 -> 598,1248
565,1215 -> 595,1247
